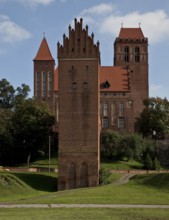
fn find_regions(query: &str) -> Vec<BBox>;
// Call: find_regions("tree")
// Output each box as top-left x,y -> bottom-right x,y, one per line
10,99 -> 55,165
139,97 -> 169,139
0,78 -> 30,109
0,78 -> 15,108
0,78 -> 55,166
101,131 -> 144,162
101,131 -> 120,158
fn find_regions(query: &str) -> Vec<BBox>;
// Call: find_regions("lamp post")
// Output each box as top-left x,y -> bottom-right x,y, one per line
49,135 -> 51,173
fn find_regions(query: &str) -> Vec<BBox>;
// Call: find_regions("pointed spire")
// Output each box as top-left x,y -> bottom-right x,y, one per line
34,37 -> 54,61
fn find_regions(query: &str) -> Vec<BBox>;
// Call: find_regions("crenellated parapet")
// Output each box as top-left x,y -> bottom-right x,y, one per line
57,18 -> 100,60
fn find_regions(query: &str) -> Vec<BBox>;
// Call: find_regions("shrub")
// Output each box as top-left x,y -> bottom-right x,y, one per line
99,168 -> 111,185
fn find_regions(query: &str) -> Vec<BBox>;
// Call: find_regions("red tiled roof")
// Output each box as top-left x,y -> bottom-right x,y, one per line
53,66 -> 129,92
99,66 -> 129,92
118,28 -> 145,39
54,68 -> 58,91
34,37 -> 54,61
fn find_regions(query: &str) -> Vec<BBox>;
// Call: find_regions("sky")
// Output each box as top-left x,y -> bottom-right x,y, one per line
1,0 -> 169,98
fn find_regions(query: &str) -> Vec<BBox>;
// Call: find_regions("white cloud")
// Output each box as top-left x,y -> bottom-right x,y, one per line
17,0 -> 55,7
0,15 -> 32,43
80,4 -> 169,44
81,3 -> 115,16
99,10 -> 169,44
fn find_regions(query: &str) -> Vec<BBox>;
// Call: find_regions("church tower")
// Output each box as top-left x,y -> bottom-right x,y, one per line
33,37 -> 55,112
57,18 -> 100,190
114,27 -> 149,128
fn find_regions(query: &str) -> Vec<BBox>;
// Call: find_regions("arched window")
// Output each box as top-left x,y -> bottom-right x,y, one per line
111,102 -> 116,125
48,72 -> 52,97
35,72 -> 40,97
135,46 -> 140,63
119,101 -> 124,116
80,162 -> 88,188
42,72 -> 46,97
124,46 -> 129,62
103,101 -> 108,116
69,163 -> 76,189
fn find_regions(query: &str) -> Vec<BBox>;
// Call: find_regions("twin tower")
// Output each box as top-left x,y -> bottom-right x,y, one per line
34,18 -> 148,190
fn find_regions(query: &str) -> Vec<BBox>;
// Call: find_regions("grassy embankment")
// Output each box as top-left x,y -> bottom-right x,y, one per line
1,158 -> 169,219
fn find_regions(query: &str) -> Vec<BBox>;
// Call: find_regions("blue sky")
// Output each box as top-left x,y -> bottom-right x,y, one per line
1,0 -> 169,98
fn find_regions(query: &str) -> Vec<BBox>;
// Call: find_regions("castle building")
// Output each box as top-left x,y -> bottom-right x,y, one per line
33,18 -> 148,190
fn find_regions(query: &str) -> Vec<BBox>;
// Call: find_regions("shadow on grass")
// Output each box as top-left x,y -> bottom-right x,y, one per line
12,173 -> 58,192
131,173 -> 169,191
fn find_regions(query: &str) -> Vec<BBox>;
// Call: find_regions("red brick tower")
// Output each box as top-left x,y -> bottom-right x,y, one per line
57,18 -> 100,190
114,27 -> 148,129
33,37 -> 55,113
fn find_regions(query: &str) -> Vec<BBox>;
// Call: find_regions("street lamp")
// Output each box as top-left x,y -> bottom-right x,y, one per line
49,135 -> 51,173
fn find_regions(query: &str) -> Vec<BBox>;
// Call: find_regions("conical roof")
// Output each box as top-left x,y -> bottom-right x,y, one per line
34,37 -> 54,61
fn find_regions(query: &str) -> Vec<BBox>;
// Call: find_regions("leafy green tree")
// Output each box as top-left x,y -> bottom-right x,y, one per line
0,78 -> 15,108
139,97 -> 169,139
0,78 -> 30,109
0,78 -> 55,166
10,99 -> 55,165
101,131 -> 144,161
101,131 -> 120,158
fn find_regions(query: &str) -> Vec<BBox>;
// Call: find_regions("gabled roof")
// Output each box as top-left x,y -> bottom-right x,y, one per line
54,66 -> 130,92
118,28 -> 145,39
99,66 -> 130,92
34,37 -> 54,61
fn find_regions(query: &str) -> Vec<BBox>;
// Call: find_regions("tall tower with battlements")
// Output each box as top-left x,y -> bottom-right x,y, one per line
57,18 -> 100,190
114,27 -> 149,129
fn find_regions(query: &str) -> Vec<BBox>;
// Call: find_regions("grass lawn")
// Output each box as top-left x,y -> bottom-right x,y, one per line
0,172 -> 57,203
1,171 -> 169,219
1,172 -> 169,205
26,173 -> 169,205
101,159 -> 143,170
0,208 -> 169,220
17,156 -> 58,169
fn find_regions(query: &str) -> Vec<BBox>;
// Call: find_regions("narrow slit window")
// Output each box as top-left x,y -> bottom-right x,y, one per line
72,82 -> 77,89
83,82 -> 88,89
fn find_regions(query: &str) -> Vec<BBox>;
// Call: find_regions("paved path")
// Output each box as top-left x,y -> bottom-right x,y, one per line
0,204 -> 169,209
113,174 -> 135,185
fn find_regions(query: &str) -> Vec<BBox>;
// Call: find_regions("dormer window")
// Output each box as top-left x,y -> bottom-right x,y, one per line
103,81 -> 110,89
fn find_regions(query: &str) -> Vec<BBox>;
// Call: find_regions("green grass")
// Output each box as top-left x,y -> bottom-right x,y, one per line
101,159 -> 143,170
17,156 -> 58,169
30,157 -> 58,169
17,157 -> 143,170
29,173 -> 169,205
0,172 -> 57,202
1,172 -> 169,205
0,208 -> 169,220
1,172 -> 169,219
